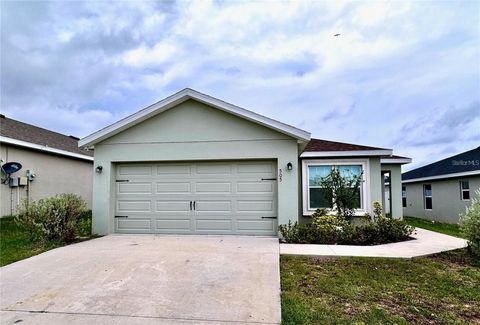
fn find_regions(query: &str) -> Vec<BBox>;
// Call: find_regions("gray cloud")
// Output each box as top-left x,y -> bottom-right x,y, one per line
0,0 -> 479,169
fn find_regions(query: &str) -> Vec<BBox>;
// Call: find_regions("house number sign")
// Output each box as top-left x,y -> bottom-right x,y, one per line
278,168 -> 283,182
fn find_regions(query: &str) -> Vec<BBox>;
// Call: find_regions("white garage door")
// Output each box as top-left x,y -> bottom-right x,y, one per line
114,161 -> 277,235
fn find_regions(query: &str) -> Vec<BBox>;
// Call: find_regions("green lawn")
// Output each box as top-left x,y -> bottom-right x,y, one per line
0,213 -> 96,267
281,250 -> 480,324
404,216 -> 464,238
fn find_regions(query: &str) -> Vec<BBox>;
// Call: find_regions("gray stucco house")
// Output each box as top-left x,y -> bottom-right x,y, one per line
402,147 -> 480,223
79,89 -> 410,236
0,115 -> 93,216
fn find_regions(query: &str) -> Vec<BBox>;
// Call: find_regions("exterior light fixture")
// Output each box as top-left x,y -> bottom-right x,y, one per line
95,165 -> 103,173
287,162 -> 293,171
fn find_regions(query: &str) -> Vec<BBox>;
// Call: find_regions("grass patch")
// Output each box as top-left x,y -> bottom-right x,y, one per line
0,211 -> 97,267
281,249 -> 480,324
404,216 -> 464,238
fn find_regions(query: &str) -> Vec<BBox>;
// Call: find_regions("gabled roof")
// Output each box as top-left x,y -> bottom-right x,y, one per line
0,115 -> 93,161
300,138 -> 393,157
402,147 -> 480,183
79,88 -> 311,147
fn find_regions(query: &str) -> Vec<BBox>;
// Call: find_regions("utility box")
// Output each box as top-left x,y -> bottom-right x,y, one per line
18,177 -> 28,186
9,177 -> 18,187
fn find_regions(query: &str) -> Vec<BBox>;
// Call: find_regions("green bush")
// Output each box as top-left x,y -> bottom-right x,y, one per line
460,189 -> 480,257
15,194 -> 87,243
279,209 -> 414,245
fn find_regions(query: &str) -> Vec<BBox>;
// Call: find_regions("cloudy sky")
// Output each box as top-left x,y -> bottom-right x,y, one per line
1,0 -> 479,170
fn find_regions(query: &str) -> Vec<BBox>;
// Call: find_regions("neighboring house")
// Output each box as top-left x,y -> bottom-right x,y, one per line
79,88 -> 410,236
402,147 -> 480,223
0,115 -> 93,216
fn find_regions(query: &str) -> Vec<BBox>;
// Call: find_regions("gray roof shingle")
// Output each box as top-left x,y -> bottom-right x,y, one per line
402,147 -> 480,181
0,115 -> 93,157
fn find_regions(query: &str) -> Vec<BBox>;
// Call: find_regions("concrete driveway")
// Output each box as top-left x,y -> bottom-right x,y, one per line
0,235 -> 280,324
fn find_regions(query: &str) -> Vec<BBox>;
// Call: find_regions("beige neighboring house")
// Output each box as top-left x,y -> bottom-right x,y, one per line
0,115 -> 93,216
402,147 -> 480,224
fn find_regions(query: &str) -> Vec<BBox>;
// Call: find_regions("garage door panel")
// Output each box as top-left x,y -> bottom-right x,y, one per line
155,219 -> 191,232
195,182 -> 231,194
196,219 -> 232,231
116,218 -> 151,232
156,182 -> 191,193
117,200 -> 151,212
237,200 -> 274,212
156,200 -> 191,212
237,219 -> 275,231
196,164 -> 232,175
117,182 -> 152,195
237,181 -> 273,194
117,165 -> 152,176
156,164 -> 191,175
195,200 -> 232,212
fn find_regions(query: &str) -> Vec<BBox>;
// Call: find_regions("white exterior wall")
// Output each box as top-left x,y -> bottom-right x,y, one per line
91,100 -> 300,235
403,176 -> 480,223
0,144 -> 93,216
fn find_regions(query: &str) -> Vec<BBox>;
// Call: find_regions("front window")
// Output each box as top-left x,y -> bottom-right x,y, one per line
307,164 -> 363,210
308,166 -> 333,209
402,185 -> 407,208
460,181 -> 470,200
424,184 -> 432,210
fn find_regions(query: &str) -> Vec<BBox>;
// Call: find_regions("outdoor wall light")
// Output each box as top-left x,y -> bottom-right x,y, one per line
287,162 -> 293,171
95,165 -> 103,173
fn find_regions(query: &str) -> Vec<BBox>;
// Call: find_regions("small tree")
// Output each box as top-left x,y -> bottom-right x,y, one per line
319,168 -> 363,221
460,189 -> 480,257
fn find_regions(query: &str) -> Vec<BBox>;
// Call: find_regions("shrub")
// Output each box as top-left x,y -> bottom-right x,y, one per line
278,221 -> 317,244
77,210 -> 93,237
373,201 -> 383,220
460,189 -> 480,257
15,194 -> 87,243
279,209 -> 414,245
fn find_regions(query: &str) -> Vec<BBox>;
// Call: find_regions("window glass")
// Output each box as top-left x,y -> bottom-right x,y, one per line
424,184 -> 432,197
402,186 -> 407,208
308,166 -> 331,186
424,184 -> 432,209
309,188 -> 333,208
338,165 -> 362,180
461,181 -> 470,200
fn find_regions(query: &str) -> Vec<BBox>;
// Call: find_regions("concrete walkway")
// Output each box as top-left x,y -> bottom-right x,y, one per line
1,235 -> 280,325
280,227 -> 468,258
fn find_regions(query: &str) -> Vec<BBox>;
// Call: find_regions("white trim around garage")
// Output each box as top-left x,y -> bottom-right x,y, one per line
0,136 -> 94,161
301,158 -> 370,216
380,157 -> 412,164
402,170 -> 480,183
79,88 -> 311,148
300,149 -> 392,158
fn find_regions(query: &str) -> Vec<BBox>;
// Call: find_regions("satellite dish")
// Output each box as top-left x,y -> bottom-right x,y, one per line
1,162 -> 22,174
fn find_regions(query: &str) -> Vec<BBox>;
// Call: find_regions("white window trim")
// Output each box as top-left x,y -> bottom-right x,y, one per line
460,181 -> 470,201
302,159 -> 370,216
423,184 -> 432,210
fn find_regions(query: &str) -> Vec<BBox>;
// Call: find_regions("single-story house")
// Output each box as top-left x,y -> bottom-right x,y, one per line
79,88 -> 410,236
0,115 -> 93,216
402,147 -> 480,223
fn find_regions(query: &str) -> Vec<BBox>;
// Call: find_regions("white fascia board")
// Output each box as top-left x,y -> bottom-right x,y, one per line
402,170 -> 480,183
79,88 -> 311,147
300,149 -> 392,158
1,136 -> 94,161
380,158 -> 412,164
